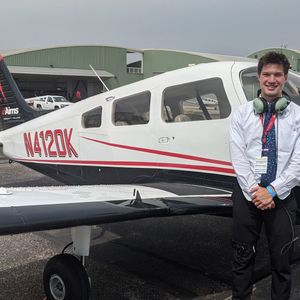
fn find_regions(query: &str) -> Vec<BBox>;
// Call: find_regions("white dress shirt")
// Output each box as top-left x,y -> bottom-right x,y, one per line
229,100 -> 300,200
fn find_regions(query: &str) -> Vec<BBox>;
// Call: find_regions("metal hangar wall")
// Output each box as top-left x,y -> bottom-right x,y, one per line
248,48 -> 300,72
2,45 -> 254,101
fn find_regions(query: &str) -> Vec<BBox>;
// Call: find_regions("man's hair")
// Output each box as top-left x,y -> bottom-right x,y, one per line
257,51 -> 290,75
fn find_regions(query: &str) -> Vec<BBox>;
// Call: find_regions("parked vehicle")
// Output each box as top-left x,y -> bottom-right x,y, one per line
25,95 -> 72,110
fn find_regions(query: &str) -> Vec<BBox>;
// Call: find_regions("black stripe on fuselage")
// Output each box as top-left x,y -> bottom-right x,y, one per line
20,162 -> 236,188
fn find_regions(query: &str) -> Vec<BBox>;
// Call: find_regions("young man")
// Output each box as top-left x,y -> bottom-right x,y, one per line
229,52 -> 300,299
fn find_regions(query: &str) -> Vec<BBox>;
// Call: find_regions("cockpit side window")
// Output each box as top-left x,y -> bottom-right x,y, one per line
240,67 -> 260,101
82,106 -> 102,128
113,91 -> 151,126
162,77 -> 230,122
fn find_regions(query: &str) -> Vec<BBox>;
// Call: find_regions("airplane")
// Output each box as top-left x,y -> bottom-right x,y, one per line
0,53 -> 300,300
202,96 -> 218,108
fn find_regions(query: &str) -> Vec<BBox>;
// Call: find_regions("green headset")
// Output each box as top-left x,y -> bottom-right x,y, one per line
253,90 -> 290,114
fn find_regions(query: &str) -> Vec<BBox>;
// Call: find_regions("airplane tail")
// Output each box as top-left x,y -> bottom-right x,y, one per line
0,54 -> 40,131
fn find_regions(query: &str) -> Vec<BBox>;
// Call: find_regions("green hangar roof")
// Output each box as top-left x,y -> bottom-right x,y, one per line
142,48 -> 255,78
248,48 -> 300,72
2,45 -> 138,89
2,45 -> 255,86
1,45 -> 256,100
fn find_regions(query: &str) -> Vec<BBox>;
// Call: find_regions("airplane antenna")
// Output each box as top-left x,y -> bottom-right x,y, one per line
89,64 -> 110,91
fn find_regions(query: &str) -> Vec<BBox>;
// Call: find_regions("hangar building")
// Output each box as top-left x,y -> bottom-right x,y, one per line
249,48 -> 300,72
2,45 -> 253,101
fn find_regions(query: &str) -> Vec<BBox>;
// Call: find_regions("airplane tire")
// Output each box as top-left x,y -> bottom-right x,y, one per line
43,253 -> 90,300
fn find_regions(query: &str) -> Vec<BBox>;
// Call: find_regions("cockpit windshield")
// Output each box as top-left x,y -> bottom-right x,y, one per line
240,67 -> 300,101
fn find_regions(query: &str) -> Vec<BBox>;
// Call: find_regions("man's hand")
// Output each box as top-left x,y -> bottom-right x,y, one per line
250,186 -> 275,210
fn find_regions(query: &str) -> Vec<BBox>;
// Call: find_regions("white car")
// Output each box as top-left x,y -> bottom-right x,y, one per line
25,95 -> 73,110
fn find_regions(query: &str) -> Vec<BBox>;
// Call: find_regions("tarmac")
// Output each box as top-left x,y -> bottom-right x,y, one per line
0,151 -> 300,299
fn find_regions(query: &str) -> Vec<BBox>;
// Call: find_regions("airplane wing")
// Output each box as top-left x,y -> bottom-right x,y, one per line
0,183 -> 232,235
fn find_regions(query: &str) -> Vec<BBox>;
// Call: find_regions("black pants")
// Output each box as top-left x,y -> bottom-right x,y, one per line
232,184 -> 297,300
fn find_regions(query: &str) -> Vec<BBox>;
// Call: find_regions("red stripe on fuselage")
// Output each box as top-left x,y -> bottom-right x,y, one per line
16,158 -> 235,174
81,136 -> 232,166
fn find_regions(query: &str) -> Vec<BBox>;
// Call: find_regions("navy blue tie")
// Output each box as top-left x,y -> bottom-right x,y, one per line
260,106 -> 277,187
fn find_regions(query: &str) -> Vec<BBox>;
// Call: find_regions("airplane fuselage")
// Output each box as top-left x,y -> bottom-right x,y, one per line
1,61 -> 299,188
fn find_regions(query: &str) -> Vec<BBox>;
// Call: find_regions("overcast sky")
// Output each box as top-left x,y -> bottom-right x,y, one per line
2,0 -> 299,57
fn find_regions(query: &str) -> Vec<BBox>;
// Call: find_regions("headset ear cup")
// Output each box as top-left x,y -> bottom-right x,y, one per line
253,98 -> 265,114
275,97 -> 289,113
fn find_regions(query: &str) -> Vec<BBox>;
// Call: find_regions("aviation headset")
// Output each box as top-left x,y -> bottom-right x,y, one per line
253,90 -> 290,114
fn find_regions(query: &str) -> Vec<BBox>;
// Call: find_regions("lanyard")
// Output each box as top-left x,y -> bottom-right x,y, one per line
260,113 -> 276,145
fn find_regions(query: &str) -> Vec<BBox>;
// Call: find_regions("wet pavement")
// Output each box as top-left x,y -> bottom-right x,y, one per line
0,156 -> 300,299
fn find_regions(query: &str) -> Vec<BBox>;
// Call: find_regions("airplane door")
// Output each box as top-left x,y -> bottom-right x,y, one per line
154,76 -> 238,177
106,91 -> 158,178
78,105 -> 109,161
78,91 -> 157,183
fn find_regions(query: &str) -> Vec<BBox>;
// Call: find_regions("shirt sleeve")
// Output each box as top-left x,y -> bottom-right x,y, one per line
271,131 -> 300,199
229,108 -> 257,199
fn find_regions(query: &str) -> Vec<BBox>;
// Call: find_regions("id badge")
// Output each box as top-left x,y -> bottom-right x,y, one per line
254,157 -> 268,174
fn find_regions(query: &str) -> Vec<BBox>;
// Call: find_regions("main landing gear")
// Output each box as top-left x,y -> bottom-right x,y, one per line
43,226 -> 92,300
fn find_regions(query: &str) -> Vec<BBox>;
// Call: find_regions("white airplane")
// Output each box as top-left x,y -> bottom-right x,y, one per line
0,53 -> 300,300
202,96 -> 218,108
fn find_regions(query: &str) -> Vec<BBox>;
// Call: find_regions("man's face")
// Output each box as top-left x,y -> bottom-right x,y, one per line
258,63 -> 287,101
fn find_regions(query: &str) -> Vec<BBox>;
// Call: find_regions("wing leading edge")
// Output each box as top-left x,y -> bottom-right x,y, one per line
0,184 -> 232,235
